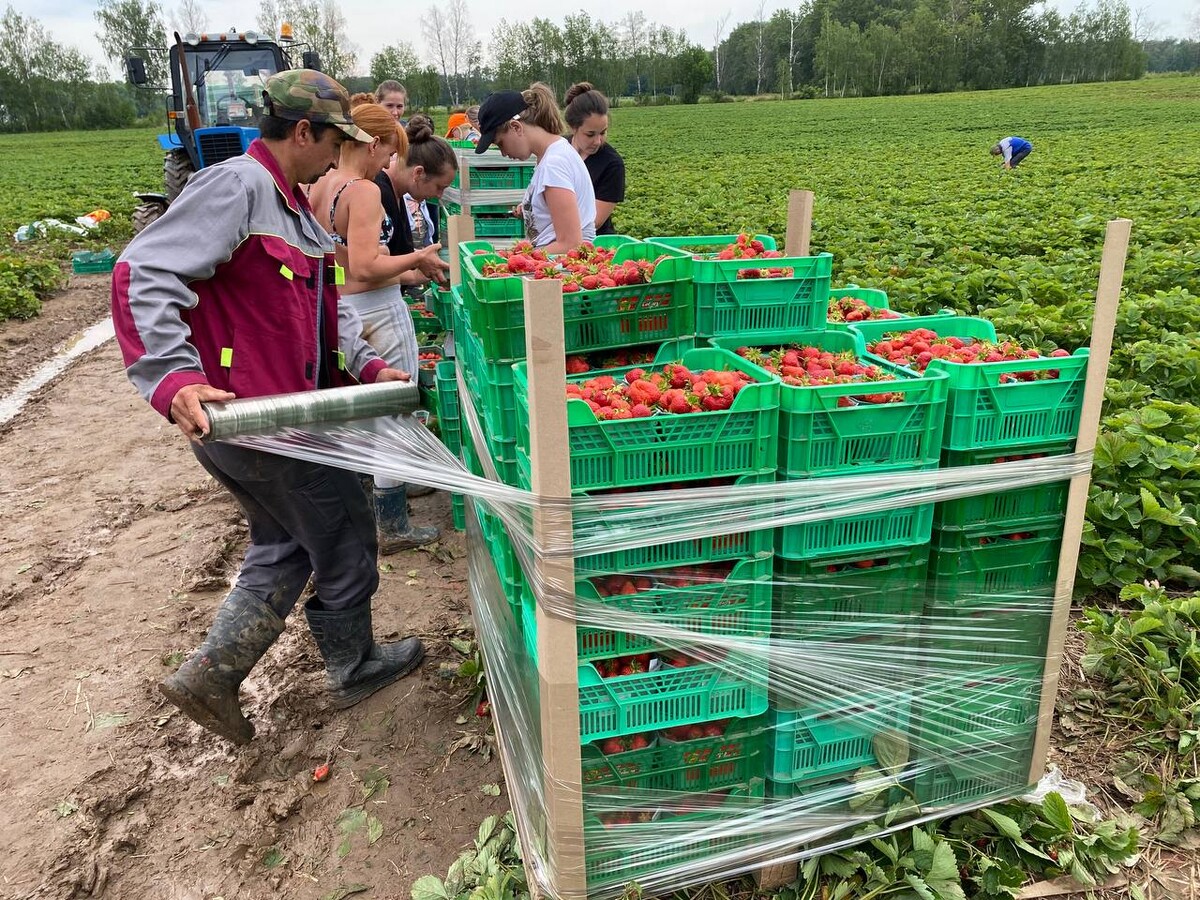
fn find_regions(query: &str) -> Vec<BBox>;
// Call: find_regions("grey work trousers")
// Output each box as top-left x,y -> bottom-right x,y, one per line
191,441 -> 379,616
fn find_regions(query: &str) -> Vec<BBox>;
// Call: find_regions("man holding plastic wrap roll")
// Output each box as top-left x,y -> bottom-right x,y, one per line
111,69 -> 426,746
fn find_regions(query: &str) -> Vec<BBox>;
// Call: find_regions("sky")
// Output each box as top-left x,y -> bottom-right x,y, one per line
14,0 -> 1198,79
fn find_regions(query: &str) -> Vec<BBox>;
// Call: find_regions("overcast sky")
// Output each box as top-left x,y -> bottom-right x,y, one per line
15,0 -> 1198,79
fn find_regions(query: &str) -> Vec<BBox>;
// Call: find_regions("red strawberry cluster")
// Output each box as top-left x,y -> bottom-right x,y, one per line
824,556 -> 895,573
418,348 -> 441,370
735,344 -> 902,404
662,720 -> 733,742
599,731 -> 654,755
589,562 -> 736,596
827,296 -> 903,323
566,364 -> 754,419
868,328 -> 1070,382
476,240 -> 663,292
979,531 -> 1040,544
408,300 -> 437,319
564,346 -> 658,375
702,233 -> 795,280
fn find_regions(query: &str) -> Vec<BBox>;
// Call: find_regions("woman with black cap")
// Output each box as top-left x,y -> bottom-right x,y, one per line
476,83 -> 596,252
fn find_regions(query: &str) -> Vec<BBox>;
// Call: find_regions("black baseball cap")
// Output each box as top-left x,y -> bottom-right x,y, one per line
475,90 -> 528,154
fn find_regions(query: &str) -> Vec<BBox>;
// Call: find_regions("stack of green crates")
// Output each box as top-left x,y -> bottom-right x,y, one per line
433,359 -> 466,531
847,313 -> 1087,804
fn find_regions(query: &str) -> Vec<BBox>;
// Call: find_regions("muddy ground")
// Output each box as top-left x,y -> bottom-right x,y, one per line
0,275 -> 504,900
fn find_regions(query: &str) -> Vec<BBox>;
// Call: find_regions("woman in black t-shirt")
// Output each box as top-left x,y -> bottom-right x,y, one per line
563,83 -> 625,236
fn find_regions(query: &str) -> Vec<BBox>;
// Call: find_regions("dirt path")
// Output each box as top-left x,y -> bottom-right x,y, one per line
0,282 -> 502,899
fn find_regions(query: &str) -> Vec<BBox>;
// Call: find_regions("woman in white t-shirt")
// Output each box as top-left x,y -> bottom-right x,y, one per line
475,84 -> 596,252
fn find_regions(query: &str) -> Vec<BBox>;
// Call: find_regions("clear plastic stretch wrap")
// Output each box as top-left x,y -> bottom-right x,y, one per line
222,364 -> 1091,899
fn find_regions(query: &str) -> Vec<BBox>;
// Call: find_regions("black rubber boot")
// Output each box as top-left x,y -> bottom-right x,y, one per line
304,599 -> 425,709
159,589 -> 285,745
374,486 -> 440,554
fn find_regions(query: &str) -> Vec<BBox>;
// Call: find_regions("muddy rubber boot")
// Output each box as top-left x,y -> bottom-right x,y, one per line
303,599 -> 425,709
373,486 -> 440,554
405,483 -> 435,498
159,590 -> 285,745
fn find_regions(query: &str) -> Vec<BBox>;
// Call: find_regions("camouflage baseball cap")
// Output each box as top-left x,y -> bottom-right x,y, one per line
262,69 -> 371,142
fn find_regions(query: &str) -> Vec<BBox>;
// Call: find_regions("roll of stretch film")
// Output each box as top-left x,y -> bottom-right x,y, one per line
200,382 -> 420,442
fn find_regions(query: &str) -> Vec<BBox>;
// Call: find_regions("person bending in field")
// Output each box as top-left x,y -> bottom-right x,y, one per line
476,83 -> 596,252
991,136 -> 1033,169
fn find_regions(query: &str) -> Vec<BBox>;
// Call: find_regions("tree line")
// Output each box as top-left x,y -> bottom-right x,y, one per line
0,0 -> 1195,134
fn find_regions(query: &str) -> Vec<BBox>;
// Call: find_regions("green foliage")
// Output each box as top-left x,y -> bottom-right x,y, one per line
781,793 -> 1139,900
0,255 -> 62,321
1080,582 -> 1200,746
411,813 -> 527,900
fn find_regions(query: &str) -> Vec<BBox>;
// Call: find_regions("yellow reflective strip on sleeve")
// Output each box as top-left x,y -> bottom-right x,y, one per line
220,347 -> 233,367
279,264 -> 293,280
336,350 -> 346,370
332,263 -> 346,286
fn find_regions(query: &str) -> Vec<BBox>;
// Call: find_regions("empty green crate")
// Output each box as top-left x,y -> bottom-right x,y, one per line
646,234 -> 833,338
431,287 -> 455,327
71,248 -> 115,274
921,593 -> 1051,669
851,316 -> 1090,451
775,545 -> 928,639
514,347 -> 779,491
929,523 -> 1063,597
767,694 -> 912,783
912,664 -> 1042,758
451,159 -> 535,192
711,329 -> 948,477
434,359 -> 461,453
573,555 -> 774,660
910,739 -> 1036,810
439,199 -> 525,239
583,785 -> 765,890
775,472 -> 935,561
581,716 -> 767,792
458,241 -> 694,361
935,443 -> 1072,531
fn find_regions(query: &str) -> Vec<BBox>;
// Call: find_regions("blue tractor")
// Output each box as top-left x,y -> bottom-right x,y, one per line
126,29 -> 320,231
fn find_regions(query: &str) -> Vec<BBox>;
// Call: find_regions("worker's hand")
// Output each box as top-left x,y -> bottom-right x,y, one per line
1003,161 -> 1012,170
511,203 -> 523,219
377,367 -> 412,383
416,244 -> 450,284
170,383 -> 236,442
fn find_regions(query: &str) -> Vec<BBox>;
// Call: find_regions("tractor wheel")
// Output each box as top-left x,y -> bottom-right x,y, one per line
132,201 -> 166,234
163,149 -> 195,202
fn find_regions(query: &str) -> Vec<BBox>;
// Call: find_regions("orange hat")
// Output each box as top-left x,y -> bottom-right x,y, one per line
445,112 -> 469,137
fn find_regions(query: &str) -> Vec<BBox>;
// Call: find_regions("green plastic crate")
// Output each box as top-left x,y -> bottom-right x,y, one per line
451,494 -> 465,531
417,344 -> 442,389
774,545 -> 929,640
775,469 -> 935,561
407,296 -> 442,331
913,664 -> 1042,758
935,442 -> 1072,531
929,522 -> 1064,597
921,593 -> 1051,669
711,329 -> 948,477
911,746 -> 1036,810
827,285 -> 908,324
450,157 -> 535,192
431,287 -> 454,327
851,316 -> 1090,451
581,715 -> 767,792
459,240 -> 695,362
434,360 -> 461,456
646,233 -> 833,337
583,785 -> 765,890
513,347 -> 780,491
71,248 -> 115,274
767,694 -> 912,783
454,308 -> 519,443
471,498 -> 525,612
572,555 -> 774,660
439,199 -> 525,239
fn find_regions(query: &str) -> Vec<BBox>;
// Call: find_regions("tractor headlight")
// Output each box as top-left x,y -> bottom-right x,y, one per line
243,31 -> 259,43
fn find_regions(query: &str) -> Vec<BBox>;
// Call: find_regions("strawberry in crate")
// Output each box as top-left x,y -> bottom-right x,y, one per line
868,328 -> 1070,381
478,241 -> 667,292
565,364 -> 756,419
736,344 -> 903,404
827,295 -> 903,323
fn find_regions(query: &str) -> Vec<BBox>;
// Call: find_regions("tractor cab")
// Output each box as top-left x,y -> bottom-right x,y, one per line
126,29 -> 320,230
